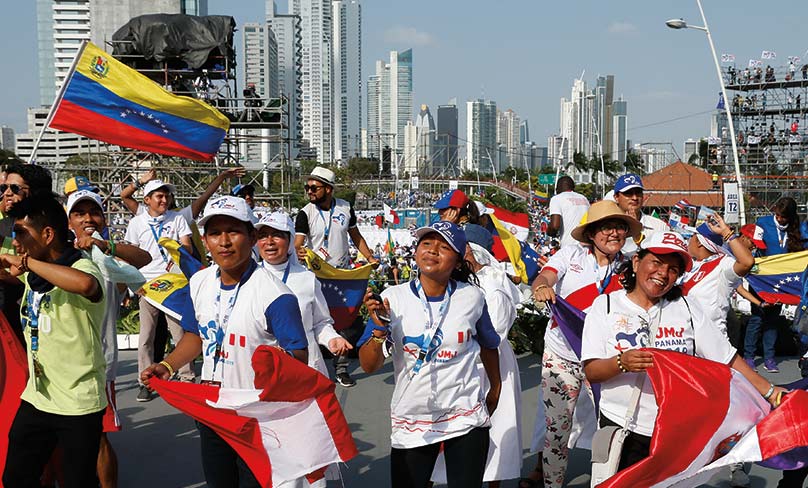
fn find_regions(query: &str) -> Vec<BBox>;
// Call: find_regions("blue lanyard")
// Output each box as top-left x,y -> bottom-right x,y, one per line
25,290 -> 45,354
211,260 -> 257,378
411,279 -> 454,376
261,260 -> 291,283
317,201 -> 335,244
149,220 -> 168,263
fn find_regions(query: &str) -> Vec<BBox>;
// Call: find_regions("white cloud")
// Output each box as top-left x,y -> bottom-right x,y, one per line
383,26 -> 435,47
608,21 -> 637,34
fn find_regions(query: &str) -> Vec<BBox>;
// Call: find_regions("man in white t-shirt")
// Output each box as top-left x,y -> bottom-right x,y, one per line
124,180 -> 195,401
612,173 -> 669,255
294,166 -> 377,388
548,175 -> 589,248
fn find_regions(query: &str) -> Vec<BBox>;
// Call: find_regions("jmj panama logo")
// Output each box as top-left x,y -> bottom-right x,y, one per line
89,55 -> 110,79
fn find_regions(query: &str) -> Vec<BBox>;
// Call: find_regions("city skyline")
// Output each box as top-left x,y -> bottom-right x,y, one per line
3,1 -> 808,164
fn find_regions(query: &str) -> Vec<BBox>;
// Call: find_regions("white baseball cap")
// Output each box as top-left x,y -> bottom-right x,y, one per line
255,211 -> 294,235
143,179 -> 176,197
66,189 -> 103,215
640,231 -> 693,272
198,196 -> 254,229
474,201 -> 494,216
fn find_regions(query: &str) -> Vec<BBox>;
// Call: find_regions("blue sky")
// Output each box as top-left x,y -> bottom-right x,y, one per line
2,0 -> 807,156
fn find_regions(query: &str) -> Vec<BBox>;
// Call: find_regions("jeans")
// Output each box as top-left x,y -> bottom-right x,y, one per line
3,400 -> 103,488
779,466 -> 808,487
390,427 -> 490,488
743,304 -> 781,360
197,421 -> 261,488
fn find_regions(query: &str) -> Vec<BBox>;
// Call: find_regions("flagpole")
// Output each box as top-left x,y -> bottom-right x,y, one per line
29,40 -> 89,165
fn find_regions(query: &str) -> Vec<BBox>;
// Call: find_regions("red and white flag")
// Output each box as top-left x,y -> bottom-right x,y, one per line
383,203 -> 400,225
151,346 -> 358,487
487,204 -> 529,242
0,313 -> 28,488
599,350 -> 808,488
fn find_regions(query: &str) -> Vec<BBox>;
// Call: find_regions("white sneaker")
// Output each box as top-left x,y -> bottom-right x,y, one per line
730,464 -> 750,487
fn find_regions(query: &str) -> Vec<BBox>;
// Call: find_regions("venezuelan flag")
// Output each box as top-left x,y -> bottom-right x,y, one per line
49,41 -> 229,161
305,249 -> 373,331
532,190 -> 549,204
158,237 -> 204,278
142,273 -> 191,321
746,250 -> 808,305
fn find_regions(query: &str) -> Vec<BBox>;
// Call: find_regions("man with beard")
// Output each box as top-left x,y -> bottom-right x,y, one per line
294,167 -> 377,387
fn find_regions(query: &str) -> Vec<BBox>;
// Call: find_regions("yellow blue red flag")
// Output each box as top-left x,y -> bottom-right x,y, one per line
49,41 -> 230,161
746,249 -> 808,305
142,239 -> 205,320
305,249 -> 373,331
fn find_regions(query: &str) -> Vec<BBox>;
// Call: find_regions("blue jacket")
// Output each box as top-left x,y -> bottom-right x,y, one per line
756,214 -> 808,256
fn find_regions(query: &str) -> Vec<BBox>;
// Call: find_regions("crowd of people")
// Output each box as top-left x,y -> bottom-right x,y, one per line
0,162 -> 805,488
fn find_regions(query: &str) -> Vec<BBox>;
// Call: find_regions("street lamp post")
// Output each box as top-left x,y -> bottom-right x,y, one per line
666,0 -> 746,225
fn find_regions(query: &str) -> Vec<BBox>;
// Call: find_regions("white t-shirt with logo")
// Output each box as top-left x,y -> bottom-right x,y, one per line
181,263 -> 307,389
295,198 -> 357,269
374,280 -> 501,449
542,243 -> 627,362
580,289 -> 736,436
681,254 -> 741,337
549,191 -> 590,248
124,210 -> 192,280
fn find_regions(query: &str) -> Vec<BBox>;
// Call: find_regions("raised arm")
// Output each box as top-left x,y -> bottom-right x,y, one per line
191,167 -> 246,219
119,169 -> 156,215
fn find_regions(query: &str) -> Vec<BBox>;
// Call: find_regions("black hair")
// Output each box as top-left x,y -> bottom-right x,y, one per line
556,175 -> 575,192
773,197 -> 803,253
4,163 -> 53,194
617,249 -> 683,301
8,193 -> 71,247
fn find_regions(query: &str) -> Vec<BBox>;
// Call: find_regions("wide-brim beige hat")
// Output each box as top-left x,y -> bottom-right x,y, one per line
570,200 -> 642,243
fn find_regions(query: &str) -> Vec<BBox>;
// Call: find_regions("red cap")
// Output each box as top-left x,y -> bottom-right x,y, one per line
740,224 -> 767,249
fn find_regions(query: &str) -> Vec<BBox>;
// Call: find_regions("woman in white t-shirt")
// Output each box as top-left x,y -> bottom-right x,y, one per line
527,200 -> 641,488
358,221 -> 502,488
581,232 -> 786,471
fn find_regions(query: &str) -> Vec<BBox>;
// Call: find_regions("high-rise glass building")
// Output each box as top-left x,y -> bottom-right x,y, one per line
291,0 -> 333,163
466,99 -> 497,172
496,108 -> 521,168
241,22 -> 279,167
611,97 -> 628,163
366,49 -> 412,166
435,101 -> 458,174
331,0 -> 361,164
266,1 -> 304,157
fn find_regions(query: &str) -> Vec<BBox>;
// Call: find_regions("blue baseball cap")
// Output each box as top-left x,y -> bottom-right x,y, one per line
464,223 -> 494,252
433,189 -> 469,210
614,173 -> 644,194
231,183 -> 255,197
695,222 -> 728,255
414,221 -> 467,255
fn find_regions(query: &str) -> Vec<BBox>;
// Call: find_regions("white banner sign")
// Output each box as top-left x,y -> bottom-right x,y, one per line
411,176 -> 419,190
789,56 -> 802,64
723,182 -> 740,224
748,59 -> 763,68
448,179 -> 458,190
761,50 -> 777,60
707,136 -> 721,145
721,54 -> 736,63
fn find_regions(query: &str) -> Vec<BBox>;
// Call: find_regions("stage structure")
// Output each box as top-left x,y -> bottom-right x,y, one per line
720,61 -> 808,216
39,14 -> 292,234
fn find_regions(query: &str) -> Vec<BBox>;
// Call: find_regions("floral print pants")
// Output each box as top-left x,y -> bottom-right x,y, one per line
541,348 -> 590,488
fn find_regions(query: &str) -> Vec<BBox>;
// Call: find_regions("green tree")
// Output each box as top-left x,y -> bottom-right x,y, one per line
624,150 -> 645,175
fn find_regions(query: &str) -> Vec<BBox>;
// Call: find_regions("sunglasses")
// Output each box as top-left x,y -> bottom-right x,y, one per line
0,184 -> 29,195
304,184 -> 325,193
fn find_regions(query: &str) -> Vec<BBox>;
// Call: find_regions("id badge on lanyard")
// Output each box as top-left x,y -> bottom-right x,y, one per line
410,280 -> 454,377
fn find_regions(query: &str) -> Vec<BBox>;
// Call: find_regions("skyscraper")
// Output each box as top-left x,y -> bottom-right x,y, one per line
241,22 -> 279,167
364,72 -> 380,157
611,97 -> 628,163
331,0 -> 362,164
367,49 -> 413,168
435,101 -> 458,174
0,126 -> 16,153
291,0 -> 333,163
466,99 -> 497,172
519,119 -> 529,145
496,108 -> 521,168
266,1 -> 304,157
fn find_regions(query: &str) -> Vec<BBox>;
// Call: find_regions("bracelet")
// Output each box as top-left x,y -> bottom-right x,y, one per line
723,231 -> 738,242
763,383 -> 775,400
726,233 -> 740,243
370,334 -> 387,344
18,253 -> 30,273
159,360 -> 175,376
617,352 -> 629,373
133,179 -> 143,189
107,239 -> 116,257
534,284 -> 550,292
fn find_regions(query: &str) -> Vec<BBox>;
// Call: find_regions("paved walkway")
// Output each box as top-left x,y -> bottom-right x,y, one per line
110,350 -> 801,487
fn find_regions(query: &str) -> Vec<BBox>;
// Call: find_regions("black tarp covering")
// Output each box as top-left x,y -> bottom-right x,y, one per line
112,14 -> 235,70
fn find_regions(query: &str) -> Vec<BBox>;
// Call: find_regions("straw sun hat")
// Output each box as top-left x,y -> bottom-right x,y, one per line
570,200 -> 642,243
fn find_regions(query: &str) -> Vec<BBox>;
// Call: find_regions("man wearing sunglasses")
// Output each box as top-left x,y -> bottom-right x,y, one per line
294,166 -> 377,387
0,163 -> 53,345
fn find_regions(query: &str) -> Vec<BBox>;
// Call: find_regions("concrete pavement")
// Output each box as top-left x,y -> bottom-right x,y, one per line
109,351 -> 803,487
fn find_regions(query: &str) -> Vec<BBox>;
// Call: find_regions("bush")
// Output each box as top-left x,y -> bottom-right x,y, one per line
510,302 -> 548,355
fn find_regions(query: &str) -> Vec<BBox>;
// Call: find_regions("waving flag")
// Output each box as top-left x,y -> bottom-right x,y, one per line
746,250 -> 808,305
48,42 -> 229,161
548,296 -> 601,407
151,345 -> 358,487
142,238 -> 205,321
383,204 -> 400,225
532,191 -> 549,204
0,313 -> 27,488
488,205 -> 529,241
305,249 -> 373,331
598,350 -> 808,488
